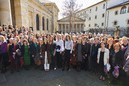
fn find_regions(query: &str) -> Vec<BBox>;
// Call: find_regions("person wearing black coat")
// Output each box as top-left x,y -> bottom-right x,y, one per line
90,38 -> 100,73
29,39 -> 38,66
111,43 -> 125,85
82,37 -> 89,71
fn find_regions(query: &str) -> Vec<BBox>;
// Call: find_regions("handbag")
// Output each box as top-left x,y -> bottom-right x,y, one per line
112,66 -> 119,78
35,58 -> 41,66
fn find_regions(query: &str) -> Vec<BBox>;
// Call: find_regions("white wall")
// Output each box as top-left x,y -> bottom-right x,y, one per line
76,0 -> 129,31
107,5 -> 129,28
86,2 -> 106,30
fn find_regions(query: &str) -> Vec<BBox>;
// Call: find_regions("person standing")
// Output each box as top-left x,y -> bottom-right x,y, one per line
21,39 -> 30,70
82,37 -> 89,71
97,42 -> 109,81
0,36 -> 8,73
91,37 -> 100,73
62,35 -> 73,71
44,37 -> 51,71
54,35 -> 64,69
47,36 -> 56,70
76,38 -> 83,72
111,43 -> 125,84
29,37 -> 38,66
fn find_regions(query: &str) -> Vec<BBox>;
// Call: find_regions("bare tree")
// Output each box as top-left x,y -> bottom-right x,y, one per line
62,0 -> 82,32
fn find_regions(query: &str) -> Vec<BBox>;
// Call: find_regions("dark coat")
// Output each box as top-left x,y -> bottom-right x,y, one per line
29,42 -> 38,55
76,43 -> 83,62
112,50 -> 124,68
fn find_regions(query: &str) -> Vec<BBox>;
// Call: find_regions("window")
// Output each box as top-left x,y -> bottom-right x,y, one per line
47,19 -> 49,30
36,14 -> 39,30
95,15 -> 97,19
120,6 -> 127,14
96,7 -> 98,11
89,24 -> 91,27
102,13 -> 105,18
90,9 -> 91,13
115,11 -> 118,15
102,23 -> 104,26
89,17 -> 91,20
114,21 -> 118,25
103,4 -> 105,9
42,17 -> 44,30
94,23 -> 97,27
127,20 -> 129,24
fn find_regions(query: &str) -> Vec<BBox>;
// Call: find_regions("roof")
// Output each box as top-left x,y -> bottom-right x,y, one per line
107,1 -> 129,10
76,0 -> 106,13
58,16 -> 85,22
39,0 -> 52,3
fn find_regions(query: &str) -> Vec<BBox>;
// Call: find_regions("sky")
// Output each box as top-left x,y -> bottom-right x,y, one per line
40,0 -> 103,19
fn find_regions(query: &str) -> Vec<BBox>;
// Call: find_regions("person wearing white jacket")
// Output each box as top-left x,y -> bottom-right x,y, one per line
97,42 -> 109,81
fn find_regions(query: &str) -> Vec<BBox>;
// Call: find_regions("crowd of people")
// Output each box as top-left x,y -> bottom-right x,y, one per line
0,25 -> 129,85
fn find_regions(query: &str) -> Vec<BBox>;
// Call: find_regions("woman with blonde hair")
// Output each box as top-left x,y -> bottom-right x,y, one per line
107,37 -> 114,72
47,36 -> 56,70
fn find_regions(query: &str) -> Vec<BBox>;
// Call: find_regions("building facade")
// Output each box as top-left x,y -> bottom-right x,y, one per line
107,1 -> 129,28
0,0 -> 59,33
58,17 -> 85,33
76,0 -> 129,32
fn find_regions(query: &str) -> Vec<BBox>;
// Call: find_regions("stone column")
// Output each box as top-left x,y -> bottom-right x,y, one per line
32,12 -> 36,33
72,23 -> 74,32
68,24 -> 70,33
75,24 -> 76,32
40,15 -> 42,32
0,0 -> 12,25
61,24 -> 63,33
58,24 -> 60,32
79,24 -> 81,32
65,24 -> 66,33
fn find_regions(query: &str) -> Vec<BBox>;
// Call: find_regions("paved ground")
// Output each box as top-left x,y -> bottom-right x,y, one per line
0,69 -> 108,86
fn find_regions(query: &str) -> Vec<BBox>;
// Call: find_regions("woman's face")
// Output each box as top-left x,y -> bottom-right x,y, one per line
108,39 -> 113,45
101,42 -> 105,48
49,37 -> 53,42
78,39 -> 82,44
9,39 -> 13,44
114,44 -> 120,51
13,40 -> 17,44
66,36 -> 70,41
39,40 -> 43,44
122,39 -> 128,45
24,41 -> 27,45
